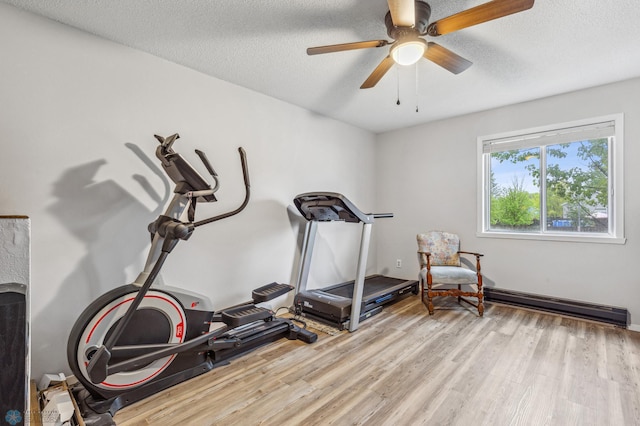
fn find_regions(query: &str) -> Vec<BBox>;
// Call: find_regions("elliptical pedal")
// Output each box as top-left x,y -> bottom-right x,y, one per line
221,304 -> 273,327
252,282 -> 293,303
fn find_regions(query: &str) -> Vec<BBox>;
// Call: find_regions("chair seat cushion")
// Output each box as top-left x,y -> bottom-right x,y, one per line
426,266 -> 478,285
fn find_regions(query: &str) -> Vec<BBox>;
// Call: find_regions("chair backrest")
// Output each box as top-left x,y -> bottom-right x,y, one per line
417,231 -> 461,267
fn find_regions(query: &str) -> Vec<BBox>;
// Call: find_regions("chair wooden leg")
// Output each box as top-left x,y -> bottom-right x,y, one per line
427,273 -> 435,315
477,275 -> 484,317
420,282 -> 433,314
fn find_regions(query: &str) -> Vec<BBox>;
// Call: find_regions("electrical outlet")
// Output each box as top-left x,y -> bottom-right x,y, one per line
396,259 -> 402,268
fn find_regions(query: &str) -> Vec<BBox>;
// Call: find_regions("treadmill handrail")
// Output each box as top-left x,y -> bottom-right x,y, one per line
372,213 -> 393,219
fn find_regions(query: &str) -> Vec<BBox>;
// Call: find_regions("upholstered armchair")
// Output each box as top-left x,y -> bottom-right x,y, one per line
416,231 -> 484,316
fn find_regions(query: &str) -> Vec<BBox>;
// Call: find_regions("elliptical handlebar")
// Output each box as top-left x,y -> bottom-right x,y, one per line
194,147 -> 250,228
194,149 -> 220,193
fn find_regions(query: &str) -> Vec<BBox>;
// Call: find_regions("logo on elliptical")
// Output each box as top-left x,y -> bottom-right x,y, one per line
176,322 -> 184,338
191,301 -> 199,308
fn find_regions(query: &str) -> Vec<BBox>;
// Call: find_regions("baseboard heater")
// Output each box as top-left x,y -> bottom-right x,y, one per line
484,287 -> 629,327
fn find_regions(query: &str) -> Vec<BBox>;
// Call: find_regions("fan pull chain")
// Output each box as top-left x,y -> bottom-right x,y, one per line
415,64 -> 419,113
396,66 -> 400,105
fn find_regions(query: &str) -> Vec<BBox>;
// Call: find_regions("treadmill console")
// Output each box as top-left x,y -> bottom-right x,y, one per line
293,192 -> 373,224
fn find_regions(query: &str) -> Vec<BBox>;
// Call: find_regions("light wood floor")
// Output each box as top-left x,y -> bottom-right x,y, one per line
113,296 -> 640,425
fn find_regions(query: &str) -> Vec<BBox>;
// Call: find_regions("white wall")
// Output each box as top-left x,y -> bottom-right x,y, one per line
376,78 -> 640,330
0,4 -> 377,379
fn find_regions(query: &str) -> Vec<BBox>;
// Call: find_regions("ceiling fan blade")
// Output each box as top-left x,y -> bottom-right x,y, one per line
361,56 -> 395,89
307,40 -> 389,55
387,0 -> 416,27
427,0 -> 534,36
424,42 -> 472,74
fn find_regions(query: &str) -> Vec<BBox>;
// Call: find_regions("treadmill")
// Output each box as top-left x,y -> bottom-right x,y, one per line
292,192 -> 418,332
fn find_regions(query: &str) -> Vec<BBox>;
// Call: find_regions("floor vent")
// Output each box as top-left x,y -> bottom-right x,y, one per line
484,287 -> 629,327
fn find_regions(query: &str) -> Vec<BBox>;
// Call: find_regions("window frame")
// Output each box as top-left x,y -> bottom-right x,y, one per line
477,114 -> 625,244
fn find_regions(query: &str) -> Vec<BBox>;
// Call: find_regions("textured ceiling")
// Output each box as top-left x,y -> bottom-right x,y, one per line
3,0 -> 640,133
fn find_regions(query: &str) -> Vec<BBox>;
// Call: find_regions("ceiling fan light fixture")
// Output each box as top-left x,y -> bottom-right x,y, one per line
390,39 -> 427,66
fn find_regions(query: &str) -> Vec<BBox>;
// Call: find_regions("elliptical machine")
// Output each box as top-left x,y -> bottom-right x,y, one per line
67,134 -> 316,419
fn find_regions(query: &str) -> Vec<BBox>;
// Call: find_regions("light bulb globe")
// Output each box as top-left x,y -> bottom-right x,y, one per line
391,40 -> 426,66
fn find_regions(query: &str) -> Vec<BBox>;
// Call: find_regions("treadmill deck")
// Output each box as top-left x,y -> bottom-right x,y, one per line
294,274 -> 418,328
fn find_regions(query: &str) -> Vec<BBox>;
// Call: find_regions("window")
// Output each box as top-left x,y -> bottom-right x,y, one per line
477,114 -> 625,243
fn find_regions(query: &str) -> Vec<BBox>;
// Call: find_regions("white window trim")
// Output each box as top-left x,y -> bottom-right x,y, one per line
476,113 -> 625,244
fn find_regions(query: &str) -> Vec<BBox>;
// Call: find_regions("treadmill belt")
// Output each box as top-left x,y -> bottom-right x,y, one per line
325,275 -> 410,299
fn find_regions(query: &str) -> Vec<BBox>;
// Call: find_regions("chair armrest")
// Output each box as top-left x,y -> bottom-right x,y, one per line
458,251 -> 484,258
457,251 -> 483,275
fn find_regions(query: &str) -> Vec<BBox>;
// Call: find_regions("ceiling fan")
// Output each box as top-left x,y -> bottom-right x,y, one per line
307,0 -> 535,89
